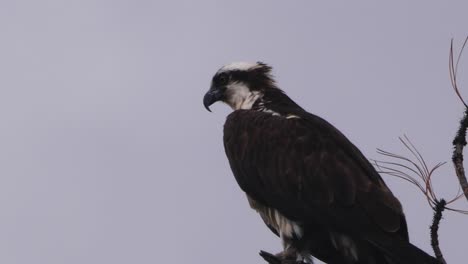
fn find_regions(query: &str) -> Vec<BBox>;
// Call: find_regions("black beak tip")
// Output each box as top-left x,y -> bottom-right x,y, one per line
204,87 -> 224,112
203,91 -> 215,112
203,90 -> 218,112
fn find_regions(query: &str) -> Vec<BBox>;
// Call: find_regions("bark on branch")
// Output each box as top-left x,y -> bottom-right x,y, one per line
450,37 -> 468,202
452,108 -> 468,202
430,199 -> 447,264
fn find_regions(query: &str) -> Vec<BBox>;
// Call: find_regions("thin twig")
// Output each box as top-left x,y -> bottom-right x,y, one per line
375,136 -> 468,213
430,199 -> 447,264
449,38 -> 468,108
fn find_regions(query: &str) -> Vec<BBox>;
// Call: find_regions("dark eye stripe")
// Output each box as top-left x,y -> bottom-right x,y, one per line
216,73 -> 229,85
214,70 -> 253,87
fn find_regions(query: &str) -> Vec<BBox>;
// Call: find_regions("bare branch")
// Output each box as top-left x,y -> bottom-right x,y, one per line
450,37 -> 468,202
452,108 -> 468,202
430,199 -> 447,264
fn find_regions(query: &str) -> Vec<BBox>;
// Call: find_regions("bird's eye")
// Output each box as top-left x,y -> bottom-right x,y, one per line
218,73 -> 229,85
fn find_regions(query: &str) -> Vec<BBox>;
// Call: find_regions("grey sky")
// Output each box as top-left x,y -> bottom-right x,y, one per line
1,1 -> 467,263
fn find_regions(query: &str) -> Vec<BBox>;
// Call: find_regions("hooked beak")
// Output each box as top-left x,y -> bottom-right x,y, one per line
203,86 -> 225,112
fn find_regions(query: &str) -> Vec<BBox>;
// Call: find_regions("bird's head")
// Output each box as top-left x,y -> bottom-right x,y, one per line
203,62 -> 276,112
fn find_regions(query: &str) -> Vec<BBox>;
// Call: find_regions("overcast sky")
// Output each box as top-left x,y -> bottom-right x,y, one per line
1,1 -> 468,264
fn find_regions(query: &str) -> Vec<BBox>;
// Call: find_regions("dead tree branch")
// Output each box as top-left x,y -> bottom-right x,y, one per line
452,108 -> 468,202
430,199 -> 447,264
450,37 -> 468,202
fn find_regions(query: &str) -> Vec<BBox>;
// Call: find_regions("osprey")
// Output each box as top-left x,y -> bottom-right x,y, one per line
203,62 -> 437,264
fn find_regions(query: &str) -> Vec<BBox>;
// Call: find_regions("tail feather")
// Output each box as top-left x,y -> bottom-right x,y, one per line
366,234 -> 438,264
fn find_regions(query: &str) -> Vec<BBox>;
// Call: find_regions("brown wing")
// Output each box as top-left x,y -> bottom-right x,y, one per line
223,110 -> 408,242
